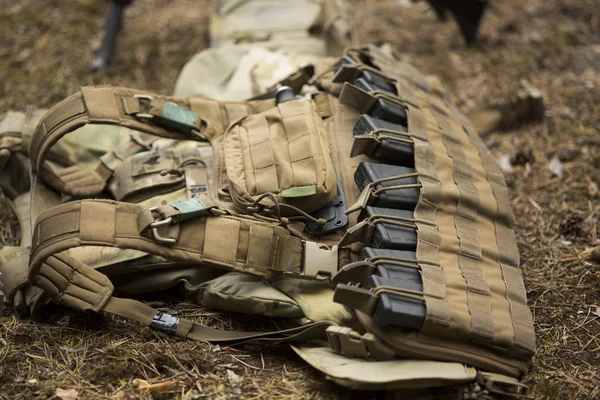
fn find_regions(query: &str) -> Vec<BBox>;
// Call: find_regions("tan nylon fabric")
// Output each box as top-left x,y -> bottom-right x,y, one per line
29,200 -> 305,283
224,98 -> 337,214
329,46 -> 535,375
460,117 -> 536,352
103,296 -> 334,343
434,108 -> 494,340
14,44 -> 534,382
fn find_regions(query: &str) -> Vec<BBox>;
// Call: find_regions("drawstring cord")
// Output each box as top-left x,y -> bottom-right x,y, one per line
250,192 -> 328,230
160,157 -> 206,177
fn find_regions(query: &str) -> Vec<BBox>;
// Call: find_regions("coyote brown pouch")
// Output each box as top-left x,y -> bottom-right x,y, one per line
111,147 -> 208,203
224,98 -> 336,214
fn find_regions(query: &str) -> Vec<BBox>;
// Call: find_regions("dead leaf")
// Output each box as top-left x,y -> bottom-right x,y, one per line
55,388 -> 79,400
133,379 -> 173,391
59,346 -> 81,353
113,391 -> 127,400
593,307 -> 600,318
226,369 -> 243,394
547,156 -> 564,178
27,379 -> 38,384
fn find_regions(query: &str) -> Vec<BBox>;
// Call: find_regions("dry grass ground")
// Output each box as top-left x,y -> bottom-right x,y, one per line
0,0 -> 599,398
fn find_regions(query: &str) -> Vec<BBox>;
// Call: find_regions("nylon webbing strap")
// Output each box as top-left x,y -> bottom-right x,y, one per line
31,242 -> 332,343
460,117 -> 535,353
362,44 -> 431,94
29,200 -> 304,283
103,296 -> 333,343
28,87 -> 323,178
28,87 -> 212,174
434,108 -> 494,340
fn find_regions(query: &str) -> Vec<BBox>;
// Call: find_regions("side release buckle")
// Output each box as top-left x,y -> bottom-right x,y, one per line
302,242 -> 338,280
476,372 -> 529,398
326,326 -> 395,361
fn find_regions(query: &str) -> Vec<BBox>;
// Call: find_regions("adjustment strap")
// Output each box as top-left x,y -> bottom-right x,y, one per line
345,172 -> 420,215
103,296 -> 333,343
350,129 -> 413,158
31,241 -> 333,344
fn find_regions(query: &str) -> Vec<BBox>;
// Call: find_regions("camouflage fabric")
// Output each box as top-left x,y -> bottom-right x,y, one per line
210,0 -> 325,54
174,45 -> 321,100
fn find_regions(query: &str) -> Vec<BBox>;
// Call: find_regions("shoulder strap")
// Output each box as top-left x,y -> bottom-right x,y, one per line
29,199 -> 341,283
29,87 -> 209,174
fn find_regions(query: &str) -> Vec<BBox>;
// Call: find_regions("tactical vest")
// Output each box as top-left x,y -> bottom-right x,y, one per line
0,45 -> 535,396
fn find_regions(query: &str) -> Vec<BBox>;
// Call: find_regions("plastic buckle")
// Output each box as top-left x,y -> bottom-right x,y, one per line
326,326 -> 395,361
302,242 -> 338,279
476,372 -> 529,398
148,206 -> 175,244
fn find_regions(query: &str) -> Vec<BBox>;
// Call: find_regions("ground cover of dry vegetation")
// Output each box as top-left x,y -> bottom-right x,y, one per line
0,0 -> 598,398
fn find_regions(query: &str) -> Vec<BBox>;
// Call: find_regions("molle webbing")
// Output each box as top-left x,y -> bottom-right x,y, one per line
434,109 -> 493,340
29,200 -> 305,284
332,46 -> 535,363
460,117 -> 535,352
